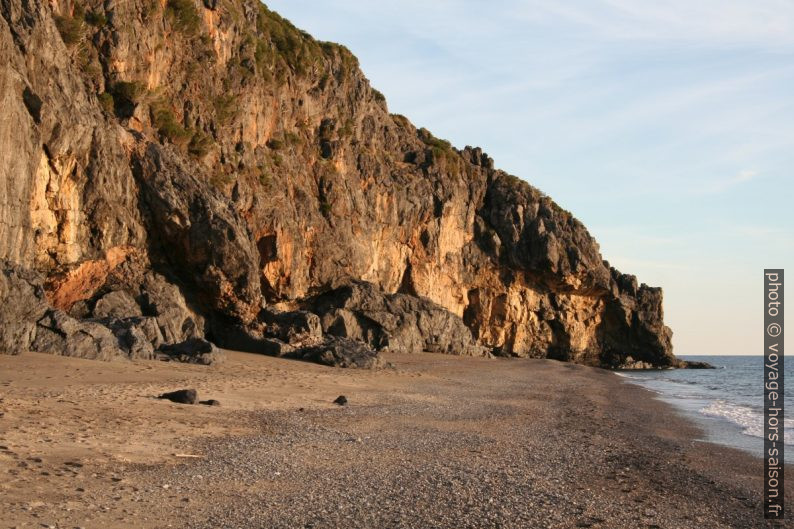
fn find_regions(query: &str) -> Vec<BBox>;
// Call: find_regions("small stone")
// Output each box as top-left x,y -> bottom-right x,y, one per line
333,395 -> 348,406
198,399 -> 220,406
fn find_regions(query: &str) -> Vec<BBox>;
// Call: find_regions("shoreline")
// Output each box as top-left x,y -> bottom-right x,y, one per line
0,351 -> 789,528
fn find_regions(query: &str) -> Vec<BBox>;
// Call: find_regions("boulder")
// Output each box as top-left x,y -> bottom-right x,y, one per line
93,290 -> 142,319
0,261 -> 49,354
211,324 -> 296,356
259,308 -> 323,346
319,308 -> 388,349
157,337 -> 225,365
158,389 -> 198,405
310,281 -> 486,356
32,310 -> 127,361
288,336 -> 381,369
100,316 -> 164,360
139,273 -> 204,344
681,360 -> 716,369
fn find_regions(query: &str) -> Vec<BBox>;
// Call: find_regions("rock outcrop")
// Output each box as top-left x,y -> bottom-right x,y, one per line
0,0 -> 680,368
309,281 -> 486,357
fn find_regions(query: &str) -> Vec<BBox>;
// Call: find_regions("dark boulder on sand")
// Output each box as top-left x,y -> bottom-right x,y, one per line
288,337 -> 381,369
157,338 -> 225,365
158,389 -> 198,405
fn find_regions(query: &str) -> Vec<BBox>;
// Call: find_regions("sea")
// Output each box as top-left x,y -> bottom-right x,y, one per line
617,355 -> 792,463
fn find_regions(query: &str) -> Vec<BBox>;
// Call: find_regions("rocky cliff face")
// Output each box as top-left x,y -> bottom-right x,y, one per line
0,0 -> 679,368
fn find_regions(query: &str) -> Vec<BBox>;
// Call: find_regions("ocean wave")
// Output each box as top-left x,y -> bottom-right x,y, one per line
700,400 -> 794,445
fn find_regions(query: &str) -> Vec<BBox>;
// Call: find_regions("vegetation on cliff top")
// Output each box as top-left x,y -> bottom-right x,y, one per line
55,0 -> 482,191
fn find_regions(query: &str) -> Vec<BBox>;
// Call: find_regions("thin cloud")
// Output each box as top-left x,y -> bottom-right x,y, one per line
518,0 -> 794,47
691,169 -> 760,195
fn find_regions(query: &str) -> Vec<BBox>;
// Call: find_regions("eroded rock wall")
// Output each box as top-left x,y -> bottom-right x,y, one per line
0,0 -> 677,367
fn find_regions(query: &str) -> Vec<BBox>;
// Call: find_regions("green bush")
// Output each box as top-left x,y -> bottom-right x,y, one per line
210,170 -> 235,188
418,127 -> 452,151
255,4 -> 325,77
111,81 -> 147,105
151,101 -> 191,146
166,0 -> 201,35
213,94 -> 238,124
266,138 -> 283,150
98,92 -> 114,114
390,114 -> 410,128
78,47 -> 102,78
371,88 -> 386,103
188,130 -> 213,158
85,10 -> 107,27
254,39 -> 271,70
257,167 -> 271,187
54,15 -> 84,46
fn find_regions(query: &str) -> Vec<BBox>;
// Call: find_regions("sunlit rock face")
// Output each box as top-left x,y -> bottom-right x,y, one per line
0,0 -> 676,367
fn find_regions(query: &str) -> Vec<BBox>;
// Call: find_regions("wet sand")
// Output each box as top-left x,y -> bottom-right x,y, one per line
0,351 -> 789,528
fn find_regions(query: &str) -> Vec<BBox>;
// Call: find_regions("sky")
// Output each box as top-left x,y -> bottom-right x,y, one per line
266,0 -> 793,356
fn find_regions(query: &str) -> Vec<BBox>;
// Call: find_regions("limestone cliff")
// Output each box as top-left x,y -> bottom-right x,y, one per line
0,0 -> 679,368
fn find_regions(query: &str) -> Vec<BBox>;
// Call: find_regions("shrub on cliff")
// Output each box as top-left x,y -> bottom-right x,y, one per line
210,170 -> 235,188
84,10 -> 107,27
151,100 -> 191,147
418,128 -> 452,151
418,127 -> 456,163
98,92 -> 114,114
111,81 -> 147,105
213,94 -> 238,125
371,88 -> 386,103
256,4 -> 325,77
54,14 -> 84,47
108,81 -> 147,117
166,0 -> 201,35
188,131 -> 213,158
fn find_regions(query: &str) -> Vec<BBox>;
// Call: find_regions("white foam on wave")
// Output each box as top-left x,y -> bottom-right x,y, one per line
701,400 -> 794,445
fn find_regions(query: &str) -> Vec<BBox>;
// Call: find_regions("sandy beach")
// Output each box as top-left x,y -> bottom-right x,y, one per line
0,351 -> 788,529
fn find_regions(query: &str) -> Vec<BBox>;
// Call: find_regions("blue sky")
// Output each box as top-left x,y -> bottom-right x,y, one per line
266,0 -> 793,356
